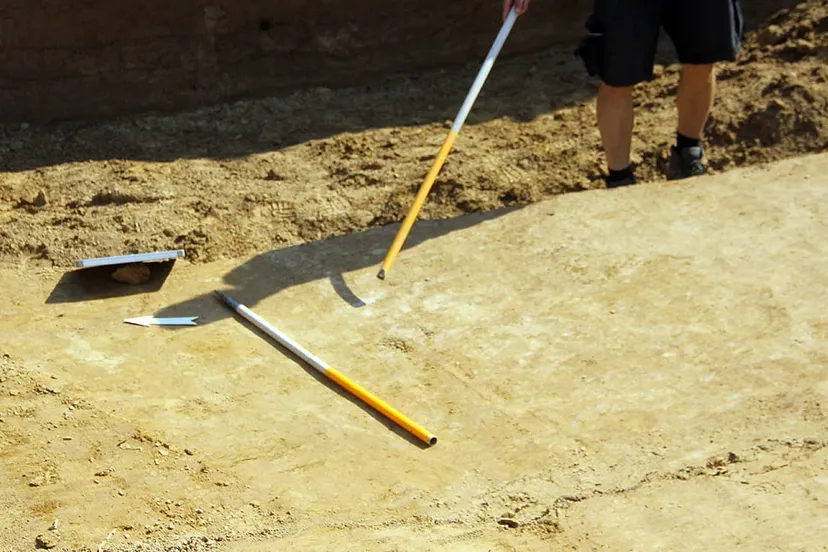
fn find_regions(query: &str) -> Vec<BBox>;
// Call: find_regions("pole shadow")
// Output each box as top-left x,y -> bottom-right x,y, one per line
154,205 -> 519,325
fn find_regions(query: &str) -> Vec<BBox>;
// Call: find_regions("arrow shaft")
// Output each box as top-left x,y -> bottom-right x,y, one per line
125,317 -> 197,326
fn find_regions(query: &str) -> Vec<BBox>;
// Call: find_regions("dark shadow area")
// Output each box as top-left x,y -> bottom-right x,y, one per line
45,261 -> 176,304
154,205 -> 519,325
0,0 -> 800,174
0,47 -> 595,173
230,309 -> 432,449
329,273 -> 367,309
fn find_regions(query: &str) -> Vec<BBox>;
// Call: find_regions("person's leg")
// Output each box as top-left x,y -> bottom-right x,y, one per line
664,0 -> 743,179
677,63 -> 716,141
597,83 -> 634,173
576,0 -> 663,187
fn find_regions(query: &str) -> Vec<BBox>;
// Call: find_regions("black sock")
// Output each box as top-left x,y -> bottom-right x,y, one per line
676,132 -> 701,150
607,166 -> 634,183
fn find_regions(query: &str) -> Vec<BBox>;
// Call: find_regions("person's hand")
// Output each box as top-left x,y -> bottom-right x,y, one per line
502,0 -> 530,20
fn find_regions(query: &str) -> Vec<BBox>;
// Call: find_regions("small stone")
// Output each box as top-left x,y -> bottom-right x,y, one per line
49,520 -> 59,531
168,523 -> 175,530
62,436 -> 72,441
35,532 -> 59,549
184,448 -> 194,456
195,508 -> 203,515
29,476 -> 44,487
158,448 -> 169,456
759,25 -> 785,46
175,500 -> 183,507
145,525 -> 153,534
498,518 -> 520,528
118,490 -> 126,496
111,263 -> 151,285
264,170 -> 283,181
34,190 -> 48,207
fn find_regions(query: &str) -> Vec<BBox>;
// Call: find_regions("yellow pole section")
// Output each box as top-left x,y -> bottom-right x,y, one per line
325,367 -> 437,446
377,130 -> 458,280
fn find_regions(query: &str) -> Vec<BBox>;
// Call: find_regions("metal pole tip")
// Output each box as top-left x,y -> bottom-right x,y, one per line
377,269 -> 386,280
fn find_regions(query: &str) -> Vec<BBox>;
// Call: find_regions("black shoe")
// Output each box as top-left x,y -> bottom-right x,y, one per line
667,145 -> 706,180
605,174 -> 637,189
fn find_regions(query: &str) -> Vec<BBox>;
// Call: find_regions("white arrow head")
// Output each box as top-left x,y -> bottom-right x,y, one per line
124,317 -> 199,327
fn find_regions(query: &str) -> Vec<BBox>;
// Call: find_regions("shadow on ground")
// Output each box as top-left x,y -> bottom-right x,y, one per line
154,205 -> 519,325
45,261 -> 177,304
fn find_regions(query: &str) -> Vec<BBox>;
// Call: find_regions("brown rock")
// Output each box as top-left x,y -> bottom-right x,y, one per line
111,264 -> 151,285
35,532 -> 59,549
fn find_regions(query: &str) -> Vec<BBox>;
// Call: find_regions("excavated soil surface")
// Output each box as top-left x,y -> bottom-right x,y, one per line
1,0 -> 826,267
1,3 -> 828,551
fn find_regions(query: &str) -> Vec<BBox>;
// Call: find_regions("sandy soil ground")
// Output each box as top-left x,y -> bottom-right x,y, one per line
0,0 -> 826,267
1,2 -> 828,551
1,153 -> 827,551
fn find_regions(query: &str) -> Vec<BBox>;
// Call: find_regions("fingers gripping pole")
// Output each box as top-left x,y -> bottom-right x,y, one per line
377,9 -> 519,280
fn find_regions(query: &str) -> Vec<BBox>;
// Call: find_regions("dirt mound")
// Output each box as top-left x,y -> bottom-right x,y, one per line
0,0 -> 826,267
704,0 -> 828,163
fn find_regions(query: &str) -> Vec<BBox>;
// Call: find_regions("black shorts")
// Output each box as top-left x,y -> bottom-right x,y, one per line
576,0 -> 744,87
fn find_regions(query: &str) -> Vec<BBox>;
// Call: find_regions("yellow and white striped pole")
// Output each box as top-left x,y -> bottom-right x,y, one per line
377,8 -> 519,280
215,291 -> 437,446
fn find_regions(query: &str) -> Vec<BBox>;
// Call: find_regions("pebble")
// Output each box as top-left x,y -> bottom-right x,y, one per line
35,532 -> 59,549
62,436 -> 72,441
111,264 -> 151,285
168,523 -> 175,530
34,190 -> 48,207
